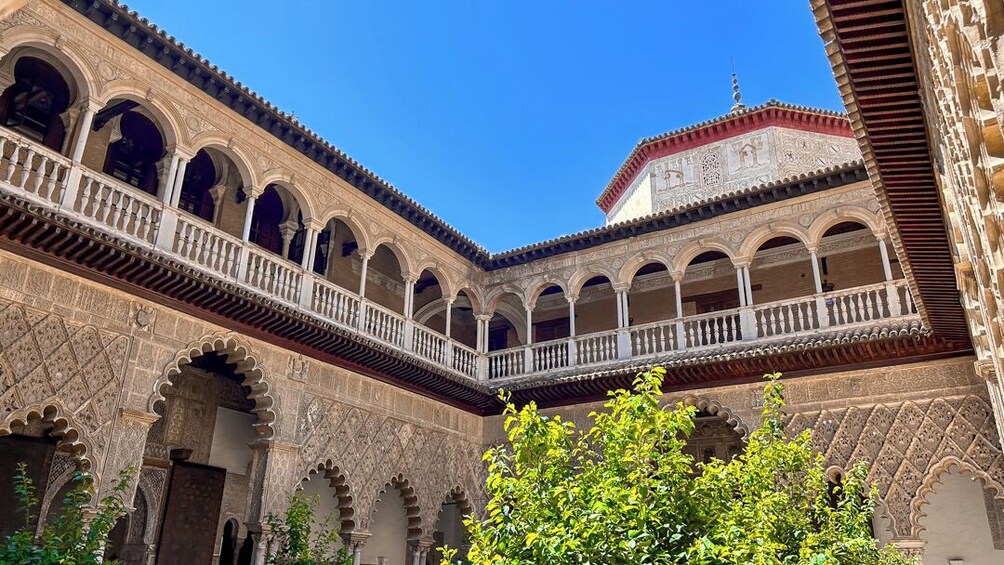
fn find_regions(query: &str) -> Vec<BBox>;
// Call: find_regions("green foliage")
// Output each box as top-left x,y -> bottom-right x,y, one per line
442,368 -> 915,565
266,492 -> 351,565
0,462 -> 134,565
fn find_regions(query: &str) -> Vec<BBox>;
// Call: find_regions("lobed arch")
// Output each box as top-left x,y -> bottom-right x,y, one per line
672,394 -> 751,439
150,334 -> 278,440
301,460 -> 358,534
672,238 -> 738,274
316,209 -> 373,253
366,474 -> 423,541
187,132 -> 259,190
808,207 -> 884,249
907,455 -> 1004,540
0,402 -> 94,471
422,484 -> 476,541
94,80 -> 187,149
0,27 -> 97,104
567,265 -> 620,296
618,251 -> 674,288
738,222 -> 812,262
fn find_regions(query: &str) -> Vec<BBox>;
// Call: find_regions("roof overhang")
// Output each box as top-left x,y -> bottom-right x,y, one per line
812,0 -> 972,342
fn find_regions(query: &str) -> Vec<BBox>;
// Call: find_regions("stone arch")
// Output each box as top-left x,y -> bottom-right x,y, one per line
300,460 -> 358,533
908,455 -> 1004,540
412,264 -> 456,303
451,285 -> 486,314
672,238 -> 737,274
0,26 -> 97,103
95,80 -> 187,149
0,402 -> 94,470
568,265 -> 620,296
368,474 -> 422,540
526,278 -> 568,308
188,132 -> 259,190
808,207 -> 884,249
483,285 -> 527,315
316,209 -> 373,253
149,334 -> 278,439
368,237 -> 417,278
257,172 -> 318,225
673,394 -> 751,438
738,223 -> 812,262
618,250 -> 674,287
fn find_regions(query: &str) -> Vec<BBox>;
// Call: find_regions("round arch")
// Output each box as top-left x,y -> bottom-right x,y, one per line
95,80 -> 186,149
738,223 -> 812,262
568,266 -> 620,297
672,238 -> 738,274
150,334 -> 278,439
808,207 -> 883,249
526,279 -> 568,309
316,209 -> 372,253
618,251 -> 674,287
257,173 -> 318,225
412,265 -> 456,302
187,133 -> 259,190
368,238 -> 416,279
0,28 -> 97,103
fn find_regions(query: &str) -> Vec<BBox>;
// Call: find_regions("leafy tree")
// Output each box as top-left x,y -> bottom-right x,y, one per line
442,368 -> 913,565
266,492 -> 352,565
0,463 -> 133,565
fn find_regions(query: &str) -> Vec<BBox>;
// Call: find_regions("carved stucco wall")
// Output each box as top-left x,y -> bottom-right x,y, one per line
0,248 -> 485,544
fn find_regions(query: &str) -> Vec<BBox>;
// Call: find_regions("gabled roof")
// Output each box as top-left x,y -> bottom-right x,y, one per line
595,100 -> 855,213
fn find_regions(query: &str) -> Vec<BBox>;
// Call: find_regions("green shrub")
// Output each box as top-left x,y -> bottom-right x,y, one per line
0,463 -> 133,565
266,492 -> 351,565
442,368 -> 915,565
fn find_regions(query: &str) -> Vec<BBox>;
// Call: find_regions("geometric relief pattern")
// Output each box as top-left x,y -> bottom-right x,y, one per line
295,394 -> 487,538
0,300 -> 130,472
787,395 -> 1004,539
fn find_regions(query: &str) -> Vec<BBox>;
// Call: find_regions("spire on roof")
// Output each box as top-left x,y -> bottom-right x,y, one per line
730,71 -> 746,114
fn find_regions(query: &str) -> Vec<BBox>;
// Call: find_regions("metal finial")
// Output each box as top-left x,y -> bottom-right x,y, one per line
731,71 -> 746,113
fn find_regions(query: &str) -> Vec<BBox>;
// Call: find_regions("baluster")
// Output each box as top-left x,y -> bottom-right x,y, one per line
45,161 -> 61,201
17,148 -> 35,188
32,155 -> 48,195
5,145 -> 21,182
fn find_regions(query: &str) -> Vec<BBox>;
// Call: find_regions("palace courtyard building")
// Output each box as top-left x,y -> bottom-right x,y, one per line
0,0 -> 1001,563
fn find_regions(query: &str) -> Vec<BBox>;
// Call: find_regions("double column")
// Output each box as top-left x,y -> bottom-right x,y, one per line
877,235 -> 902,316
734,262 -> 754,340
60,98 -> 102,212
356,249 -> 375,331
402,272 -> 419,350
671,272 -> 686,349
236,186 -> 264,281
808,247 -> 830,329
614,284 -> 631,359
297,219 -> 324,309
153,146 -> 194,250
340,532 -> 371,565
474,313 -> 492,381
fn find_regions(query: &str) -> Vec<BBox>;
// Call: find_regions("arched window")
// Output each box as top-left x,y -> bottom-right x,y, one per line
102,110 -> 165,195
0,57 -> 71,151
177,149 -> 216,222
249,186 -> 284,255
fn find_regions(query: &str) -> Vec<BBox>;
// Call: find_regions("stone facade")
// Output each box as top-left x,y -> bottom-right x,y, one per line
0,1 -> 1000,564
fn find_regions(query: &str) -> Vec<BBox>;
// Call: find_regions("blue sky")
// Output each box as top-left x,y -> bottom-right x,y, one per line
127,0 -> 843,252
